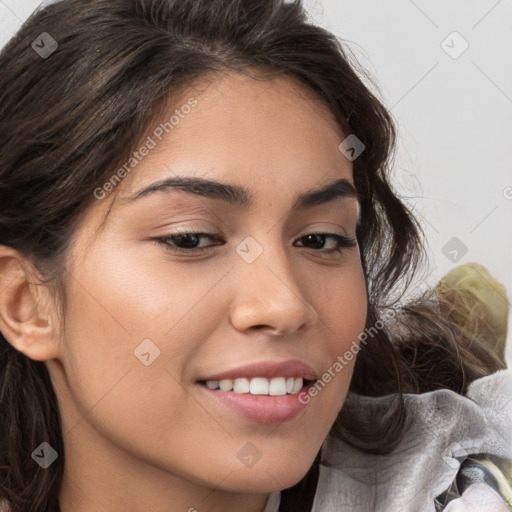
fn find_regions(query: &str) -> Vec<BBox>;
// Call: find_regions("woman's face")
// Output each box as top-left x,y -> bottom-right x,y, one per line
47,71 -> 367,507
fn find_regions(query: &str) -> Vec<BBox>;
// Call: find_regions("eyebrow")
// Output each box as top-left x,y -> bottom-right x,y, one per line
123,175 -> 360,212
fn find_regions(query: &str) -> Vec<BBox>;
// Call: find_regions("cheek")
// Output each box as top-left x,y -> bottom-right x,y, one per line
302,256 -> 367,411
63,241 -> 223,353
58,244 -> 228,425
57,260 -> 225,477
315,254 -> 368,351
90,243 -> 231,336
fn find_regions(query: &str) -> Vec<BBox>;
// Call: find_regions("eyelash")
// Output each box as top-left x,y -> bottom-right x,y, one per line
154,231 -> 357,255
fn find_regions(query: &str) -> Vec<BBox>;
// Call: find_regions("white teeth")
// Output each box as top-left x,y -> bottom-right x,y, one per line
291,378 -> 303,394
250,377 -> 269,395
269,377 -> 287,396
233,378 -> 250,393
204,377 -> 304,395
219,379 -> 233,391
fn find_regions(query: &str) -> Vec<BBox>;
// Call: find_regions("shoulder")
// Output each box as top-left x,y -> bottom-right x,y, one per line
311,370 -> 512,512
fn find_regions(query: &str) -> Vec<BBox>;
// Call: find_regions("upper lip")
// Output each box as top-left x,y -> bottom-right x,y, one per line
199,359 -> 318,382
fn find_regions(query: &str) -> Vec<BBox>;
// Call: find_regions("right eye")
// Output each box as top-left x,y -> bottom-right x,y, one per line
154,232 -> 225,254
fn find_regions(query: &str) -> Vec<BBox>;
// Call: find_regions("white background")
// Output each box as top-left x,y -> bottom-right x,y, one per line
1,0 -> 511,366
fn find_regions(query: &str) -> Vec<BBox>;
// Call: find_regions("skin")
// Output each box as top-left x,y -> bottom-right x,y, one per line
0,71 -> 367,512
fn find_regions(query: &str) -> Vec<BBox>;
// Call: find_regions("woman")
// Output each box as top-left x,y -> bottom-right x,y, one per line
0,1 -> 510,511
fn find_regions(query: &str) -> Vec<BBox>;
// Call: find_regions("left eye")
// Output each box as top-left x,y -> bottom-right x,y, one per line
154,232 -> 357,254
294,233 -> 357,253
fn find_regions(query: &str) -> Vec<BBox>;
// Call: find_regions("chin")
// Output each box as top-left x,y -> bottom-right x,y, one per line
218,459 -> 314,493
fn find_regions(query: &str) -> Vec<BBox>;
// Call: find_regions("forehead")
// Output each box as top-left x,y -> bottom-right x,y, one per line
87,70 -> 354,233
121,70 -> 348,191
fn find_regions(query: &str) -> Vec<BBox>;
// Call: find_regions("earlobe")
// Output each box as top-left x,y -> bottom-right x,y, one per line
0,245 -> 60,361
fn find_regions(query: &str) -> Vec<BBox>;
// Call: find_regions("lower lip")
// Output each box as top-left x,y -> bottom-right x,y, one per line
197,382 -> 315,424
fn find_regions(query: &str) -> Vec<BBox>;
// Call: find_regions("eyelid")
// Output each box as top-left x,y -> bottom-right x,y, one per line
294,220 -> 353,236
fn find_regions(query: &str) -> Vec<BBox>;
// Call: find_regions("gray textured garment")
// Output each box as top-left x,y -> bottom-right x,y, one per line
263,369 -> 512,512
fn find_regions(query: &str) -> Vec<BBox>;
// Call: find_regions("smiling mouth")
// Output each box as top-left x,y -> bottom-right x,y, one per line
197,376 -> 316,396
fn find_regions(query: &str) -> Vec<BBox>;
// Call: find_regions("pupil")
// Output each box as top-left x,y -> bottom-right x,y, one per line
176,234 -> 198,248
306,234 -> 324,249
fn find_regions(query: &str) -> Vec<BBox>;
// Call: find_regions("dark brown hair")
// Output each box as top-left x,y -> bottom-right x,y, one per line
0,1 -> 506,511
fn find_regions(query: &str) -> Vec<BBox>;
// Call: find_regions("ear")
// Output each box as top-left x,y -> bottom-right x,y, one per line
0,245 -> 60,361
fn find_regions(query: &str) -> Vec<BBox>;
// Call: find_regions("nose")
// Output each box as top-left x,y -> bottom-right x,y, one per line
229,241 -> 319,336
